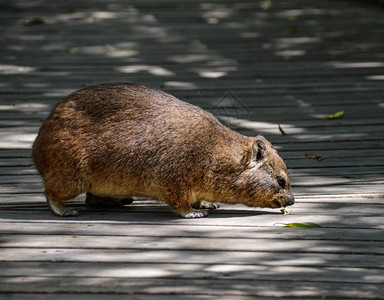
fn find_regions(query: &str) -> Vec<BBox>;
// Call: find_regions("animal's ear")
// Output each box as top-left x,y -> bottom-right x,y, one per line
252,137 -> 268,162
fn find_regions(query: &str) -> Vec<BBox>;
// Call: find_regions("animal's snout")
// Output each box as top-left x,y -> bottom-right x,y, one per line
280,192 -> 295,207
271,193 -> 294,208
287,196 -> 295,206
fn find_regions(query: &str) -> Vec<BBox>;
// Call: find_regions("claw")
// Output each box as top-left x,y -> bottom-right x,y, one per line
180,210 -> 208,218
61,208 -> 81,217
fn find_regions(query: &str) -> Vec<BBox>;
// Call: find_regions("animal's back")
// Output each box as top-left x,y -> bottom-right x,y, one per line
38,83 -> 214,133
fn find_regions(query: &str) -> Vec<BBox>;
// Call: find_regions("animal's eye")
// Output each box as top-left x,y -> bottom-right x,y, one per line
277,177 -> 286,188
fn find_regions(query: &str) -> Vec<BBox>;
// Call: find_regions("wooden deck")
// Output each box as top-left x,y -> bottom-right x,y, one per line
1,0 -> 384,298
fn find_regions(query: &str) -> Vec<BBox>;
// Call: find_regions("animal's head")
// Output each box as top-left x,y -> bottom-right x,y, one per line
232,136 -> 294,209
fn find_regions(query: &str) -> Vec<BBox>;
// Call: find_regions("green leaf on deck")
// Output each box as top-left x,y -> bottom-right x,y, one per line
280,207 -> 291,215
327,111 -> 344,119
286,222 -> 322,228
278,124 -> 287,136
67,47 -> 80,54
106,44 -> 122,52
261,0 -> 272,10
305,153 -> 323,161
275,222 -> 322,228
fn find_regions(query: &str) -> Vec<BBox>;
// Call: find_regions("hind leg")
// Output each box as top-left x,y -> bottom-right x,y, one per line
44,179 -> 83,217
46,196 -> 81,217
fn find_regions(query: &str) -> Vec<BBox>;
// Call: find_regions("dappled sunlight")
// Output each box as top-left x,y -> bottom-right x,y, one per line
23,82 -> 51,88
134,25 -> 181,42
201,6 -> 234,24
44,90 -> 80,97
90,10 -> 157,23
275,49 -> 306,58
329,62 -> 384,68
0,133 -> 37,149
81,45 -> 139,58
0,64 -> 36,74
214,116 -> 305,135
95,266 -> 172,278
50,8 -> 157,25
277,8 -> 326,18
169,54 -> 223,64
163,81 -> 197,89
117,65 -> 174,76
273,37 -> 321,49
193,62 -> 237,78
291,132 -> 368,141
198,71 -> 227,78
0,103 -> 49,111
367,75 -> 384,80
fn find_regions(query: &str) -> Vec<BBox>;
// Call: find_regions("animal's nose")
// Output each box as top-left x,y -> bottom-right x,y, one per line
287,197 -> 295,206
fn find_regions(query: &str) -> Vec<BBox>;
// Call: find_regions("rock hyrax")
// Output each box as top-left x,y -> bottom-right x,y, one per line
33,83 -> 294,218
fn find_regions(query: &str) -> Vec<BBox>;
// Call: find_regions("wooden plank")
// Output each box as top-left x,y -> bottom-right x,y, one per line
1,234 -> 381,253
1,70 -> 384,88
0,294 -> 207,300
1,123 -> 383,138
0,262 -> 383,283
0,221 -> 383,241
1,198 -> 384,216
0,248 -> 382,269
0,277 -> 382,298
0,167 -> 37,176
0,194 -> 44,204
0,63 -> 383,79
0,210 -> 383,229
0,158 -> 33,167
2,181 -> 383,196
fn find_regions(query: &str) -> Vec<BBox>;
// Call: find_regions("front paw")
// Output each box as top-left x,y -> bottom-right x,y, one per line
56,208 -> 81,217
179,209 -> 208,218
192,201 -> 221,210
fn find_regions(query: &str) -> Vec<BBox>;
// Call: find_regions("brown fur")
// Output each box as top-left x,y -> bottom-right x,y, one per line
32,83 -> 294,218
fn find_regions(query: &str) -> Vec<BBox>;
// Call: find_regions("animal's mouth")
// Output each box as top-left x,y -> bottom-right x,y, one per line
272,193 -> 295,208
272,199 -> 282,208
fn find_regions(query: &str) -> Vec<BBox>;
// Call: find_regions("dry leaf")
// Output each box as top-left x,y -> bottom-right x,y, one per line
305,153 -> 323,161
278,124 -> 287,136
24,17 -> 45,26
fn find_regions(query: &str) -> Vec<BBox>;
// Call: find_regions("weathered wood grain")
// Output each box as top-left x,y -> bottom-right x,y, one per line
0,278 -> 382,299
1,0 -> 384,298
